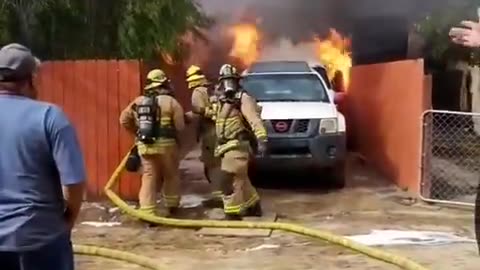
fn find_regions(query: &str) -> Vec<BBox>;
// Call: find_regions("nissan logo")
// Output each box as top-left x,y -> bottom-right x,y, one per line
275,121 -> 289,132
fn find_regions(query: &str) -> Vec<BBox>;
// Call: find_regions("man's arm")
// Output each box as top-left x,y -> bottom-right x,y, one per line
119,98 -> 139,135
62,183 -> 84,230
46,106 -> 87,230
171,98 -> 186,132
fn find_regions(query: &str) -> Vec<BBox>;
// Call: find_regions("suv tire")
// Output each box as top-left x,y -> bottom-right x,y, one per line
327,162 -> 346,189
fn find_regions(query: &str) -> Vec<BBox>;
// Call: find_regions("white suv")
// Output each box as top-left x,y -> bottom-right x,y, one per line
241,60 -> 347,188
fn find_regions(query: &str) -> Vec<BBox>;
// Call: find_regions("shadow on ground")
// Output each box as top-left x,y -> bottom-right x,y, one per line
250,153 -> 392,192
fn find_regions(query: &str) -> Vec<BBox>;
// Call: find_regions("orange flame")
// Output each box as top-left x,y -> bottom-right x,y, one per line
227,23 -> 261,67
226,23 -> 352,89
313,29 -> 352,89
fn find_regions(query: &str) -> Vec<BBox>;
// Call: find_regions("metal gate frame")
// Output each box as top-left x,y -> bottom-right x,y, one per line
419,109 -> 479,208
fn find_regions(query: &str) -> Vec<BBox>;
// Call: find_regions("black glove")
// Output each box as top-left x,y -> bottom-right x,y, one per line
257,140 -> 268,157
125,146 -> 141,172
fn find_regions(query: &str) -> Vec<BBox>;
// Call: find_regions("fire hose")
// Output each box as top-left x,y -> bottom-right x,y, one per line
74,149 -> 431,270
73,244 -> 164,270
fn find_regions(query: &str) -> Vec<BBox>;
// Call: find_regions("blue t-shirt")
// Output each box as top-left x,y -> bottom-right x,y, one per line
0,93 -> 86,252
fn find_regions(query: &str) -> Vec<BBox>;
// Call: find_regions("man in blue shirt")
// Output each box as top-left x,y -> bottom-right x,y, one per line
0,44 -> 86,270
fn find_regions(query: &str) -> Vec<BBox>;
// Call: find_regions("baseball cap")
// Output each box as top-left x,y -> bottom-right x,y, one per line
0,43 -> 40,82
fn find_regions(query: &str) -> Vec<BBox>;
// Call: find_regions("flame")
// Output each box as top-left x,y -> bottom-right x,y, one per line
313,29 -> 352,89
228,23 -> 261,67
223,22 -> 352,89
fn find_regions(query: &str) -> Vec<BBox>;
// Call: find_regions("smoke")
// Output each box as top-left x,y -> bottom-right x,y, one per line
191,0 -> 467,69
259,39 -> 318,63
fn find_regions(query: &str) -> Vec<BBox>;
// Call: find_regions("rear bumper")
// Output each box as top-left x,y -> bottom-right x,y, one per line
254,132 -> 347,169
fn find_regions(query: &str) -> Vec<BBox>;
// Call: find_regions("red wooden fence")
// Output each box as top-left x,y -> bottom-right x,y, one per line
37,60 -> 141,200
36,59 -> 431,200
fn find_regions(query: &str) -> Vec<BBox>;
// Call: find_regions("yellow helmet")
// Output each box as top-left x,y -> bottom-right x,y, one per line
186,65 -> 202,78
186,74 -> 206,83
145,69 -> 168,90
186,65 -> 208,89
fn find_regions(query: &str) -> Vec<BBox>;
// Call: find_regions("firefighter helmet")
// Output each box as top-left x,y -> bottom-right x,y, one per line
186,65 -> 201,78
145,69 -> 168,90
186,65 -> 209,89
218,64 -> 240,81
218,64 -> 241,96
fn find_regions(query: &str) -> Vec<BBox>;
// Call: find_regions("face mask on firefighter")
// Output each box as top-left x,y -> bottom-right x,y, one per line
221,78 -> 238,95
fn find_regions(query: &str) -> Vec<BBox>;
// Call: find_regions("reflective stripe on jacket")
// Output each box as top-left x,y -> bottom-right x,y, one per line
136,116 -> 176,155
213,91 -> 267,157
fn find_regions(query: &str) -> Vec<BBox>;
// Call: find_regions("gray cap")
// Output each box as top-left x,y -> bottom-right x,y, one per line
0,43 -> 40,81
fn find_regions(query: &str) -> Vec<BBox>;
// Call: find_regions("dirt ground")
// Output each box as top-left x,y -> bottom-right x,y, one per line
74,152 -> 479,270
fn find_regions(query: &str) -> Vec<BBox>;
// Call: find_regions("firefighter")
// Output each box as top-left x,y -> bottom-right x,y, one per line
119,69 -> 185,217
186,65 -> 223,208
210,64 -> 268,220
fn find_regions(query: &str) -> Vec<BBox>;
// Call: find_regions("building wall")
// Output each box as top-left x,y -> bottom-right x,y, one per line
347,59 -> 431,192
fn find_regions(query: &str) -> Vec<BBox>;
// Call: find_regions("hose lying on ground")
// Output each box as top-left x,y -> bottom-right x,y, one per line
76,148 -> 430,270
73,244 -> 164,270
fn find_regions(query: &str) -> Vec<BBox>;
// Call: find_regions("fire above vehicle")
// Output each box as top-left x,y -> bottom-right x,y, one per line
228,22 -> 352,90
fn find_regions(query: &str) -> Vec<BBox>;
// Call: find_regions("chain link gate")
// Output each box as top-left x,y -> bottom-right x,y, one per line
420,110 -> 480,207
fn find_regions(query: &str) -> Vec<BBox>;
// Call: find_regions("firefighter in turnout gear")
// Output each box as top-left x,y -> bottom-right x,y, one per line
211,64 -> 268,220
119,69 -> 185,217
186,65 -> 223,208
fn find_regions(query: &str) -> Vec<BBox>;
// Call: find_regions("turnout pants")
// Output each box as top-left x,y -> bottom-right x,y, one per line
201,125 -> 223,201
221,149 -> 260,215
138,146 -> 180,214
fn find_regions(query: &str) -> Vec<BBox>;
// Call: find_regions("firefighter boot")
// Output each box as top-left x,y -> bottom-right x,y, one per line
202,170 -> 224,209
167,207 -> 180,217
202,196 -> 224,209
224,213 -> 242,220
245,201 -> 263,217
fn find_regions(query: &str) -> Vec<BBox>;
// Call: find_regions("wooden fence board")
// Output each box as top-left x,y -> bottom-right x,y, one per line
62,61 -> 77,127
36,60 -> 145,200
106,60 -> 121,196
52,62 -> 64,106
126,61 -> 142,197
84,60 -> 99,197
95,60 -> 110,198
118,60 -> 141,200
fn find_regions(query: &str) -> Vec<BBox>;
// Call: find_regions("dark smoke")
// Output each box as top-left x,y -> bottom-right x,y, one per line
195,0 -> 469,66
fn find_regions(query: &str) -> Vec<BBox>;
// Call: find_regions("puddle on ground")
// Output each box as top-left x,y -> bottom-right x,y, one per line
180,194 -> 207,208
346,230 -> 476,246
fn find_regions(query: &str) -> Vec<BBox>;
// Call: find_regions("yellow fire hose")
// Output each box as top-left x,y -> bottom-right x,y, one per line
74,150 -> 430,270
73,244 -> 164,270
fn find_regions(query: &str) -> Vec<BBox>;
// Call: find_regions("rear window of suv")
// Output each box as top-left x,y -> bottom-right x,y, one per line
241,73 -> 329,102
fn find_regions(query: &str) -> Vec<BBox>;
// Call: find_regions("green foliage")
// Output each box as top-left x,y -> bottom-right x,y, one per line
0,5 -> 10,44
118,0 -> 211,60
416,2 -> 480,66
0,0 -> 210,60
